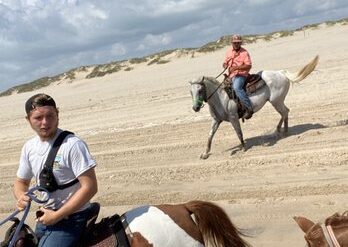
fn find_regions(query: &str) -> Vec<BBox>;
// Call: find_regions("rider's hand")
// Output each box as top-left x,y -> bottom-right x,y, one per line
223,63 -> 228,69
36,207 -> 63,225
229,66 -> 239,73
131,232 -> 153,247
16,194 -> 30,211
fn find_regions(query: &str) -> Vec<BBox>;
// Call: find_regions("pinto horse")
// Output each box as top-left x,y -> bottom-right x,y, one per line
1,189 -> 250,247
189,56 -> 319,159
294,212 -> 348,247
113,200 -> 251,247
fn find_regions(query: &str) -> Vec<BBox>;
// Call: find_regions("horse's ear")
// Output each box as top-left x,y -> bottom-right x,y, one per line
293,216 -> 315,233
188,76 -> 204,85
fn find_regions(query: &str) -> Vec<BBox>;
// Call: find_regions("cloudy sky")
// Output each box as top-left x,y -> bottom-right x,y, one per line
1,0 -> 347,92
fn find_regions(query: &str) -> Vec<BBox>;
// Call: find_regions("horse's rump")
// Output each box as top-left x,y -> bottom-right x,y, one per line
123,205 -> 203,247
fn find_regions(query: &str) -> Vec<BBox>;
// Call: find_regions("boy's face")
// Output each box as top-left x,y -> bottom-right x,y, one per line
27,106 -> 59,141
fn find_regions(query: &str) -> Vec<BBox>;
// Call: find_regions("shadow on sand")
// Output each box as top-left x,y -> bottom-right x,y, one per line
227,123 -> 327,155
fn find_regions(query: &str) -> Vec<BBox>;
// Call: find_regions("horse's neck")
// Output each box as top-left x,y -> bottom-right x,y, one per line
204,79 -> 226,100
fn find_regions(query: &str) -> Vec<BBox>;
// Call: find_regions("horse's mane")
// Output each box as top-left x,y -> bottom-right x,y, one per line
326,212 -> 348,229
203,76 -> 221,86
185,200 -> 252,247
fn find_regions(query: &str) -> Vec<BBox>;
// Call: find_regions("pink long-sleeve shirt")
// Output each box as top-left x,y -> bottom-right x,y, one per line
224,47 -> 252,78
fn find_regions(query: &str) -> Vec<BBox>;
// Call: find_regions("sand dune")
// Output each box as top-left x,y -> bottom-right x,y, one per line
0,23 -> 347,246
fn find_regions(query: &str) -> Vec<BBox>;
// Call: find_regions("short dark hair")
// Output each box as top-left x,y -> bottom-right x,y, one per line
25,93 -> 57,115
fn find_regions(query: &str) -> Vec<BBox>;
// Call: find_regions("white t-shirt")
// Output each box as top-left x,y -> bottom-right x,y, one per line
17,129 -> 96,211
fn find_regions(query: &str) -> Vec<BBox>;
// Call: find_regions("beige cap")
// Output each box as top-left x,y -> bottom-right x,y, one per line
231,34 -> 242,43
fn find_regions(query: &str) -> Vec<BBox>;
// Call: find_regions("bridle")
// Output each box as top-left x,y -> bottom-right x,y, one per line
321,224 -> 341,247
191,77 -> 207,108
305,224 -> 341,247
191,57 -> 232,103
192,76 -> 224,106
0,187 -> 49,247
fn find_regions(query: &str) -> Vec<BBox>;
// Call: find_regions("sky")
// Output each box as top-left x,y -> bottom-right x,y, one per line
1,0 -> 347,92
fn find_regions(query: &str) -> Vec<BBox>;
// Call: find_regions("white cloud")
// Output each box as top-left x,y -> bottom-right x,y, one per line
136,33 -> 172,52
144,33 -> 172,46
111,43 -> 127,56
0,62 -> 21,71
1,0 -> 348,92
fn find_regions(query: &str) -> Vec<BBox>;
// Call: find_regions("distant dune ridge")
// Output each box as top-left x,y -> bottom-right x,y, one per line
1,17 -> 347,96
0,18 -> 347,247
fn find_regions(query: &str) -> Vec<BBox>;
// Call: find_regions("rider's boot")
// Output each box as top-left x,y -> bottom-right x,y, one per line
243,107 -> 253,119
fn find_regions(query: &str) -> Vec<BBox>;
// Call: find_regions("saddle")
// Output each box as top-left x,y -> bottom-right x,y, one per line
80,202 -> 131,247
245,73 -> 264,94
223,72 -> 265,119
223,72 -> 264,97
1,202 -> 130,247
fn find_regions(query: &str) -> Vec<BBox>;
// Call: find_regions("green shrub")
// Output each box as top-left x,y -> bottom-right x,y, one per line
129,57 -> 147,64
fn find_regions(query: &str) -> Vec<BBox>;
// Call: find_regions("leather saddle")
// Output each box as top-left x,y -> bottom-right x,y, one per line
223,72 -> 265,119
223,71 -> 265,97
245,73 -> 264,94
79,202 -> 131,247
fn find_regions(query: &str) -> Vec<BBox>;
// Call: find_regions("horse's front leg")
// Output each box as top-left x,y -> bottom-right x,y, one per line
230,118 -> 246,152
201,119 -> 221,159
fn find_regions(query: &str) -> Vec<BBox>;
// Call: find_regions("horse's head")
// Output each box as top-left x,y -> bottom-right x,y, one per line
294,214 -> 348,247
189,76 -> 207,112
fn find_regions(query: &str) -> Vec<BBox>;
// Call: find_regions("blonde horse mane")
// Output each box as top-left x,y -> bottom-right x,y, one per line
184,200 -> 251,247
281,55 -> 319,84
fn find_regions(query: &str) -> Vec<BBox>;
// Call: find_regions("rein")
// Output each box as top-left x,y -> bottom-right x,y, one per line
206,58 -> 231,101
0,187 -> 49,247
321,224 -> 341,247
205,75 -> 227,101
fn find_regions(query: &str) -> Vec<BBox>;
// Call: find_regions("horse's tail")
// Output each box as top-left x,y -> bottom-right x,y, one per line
282,55 -> 319,83
184,200 -> 252,247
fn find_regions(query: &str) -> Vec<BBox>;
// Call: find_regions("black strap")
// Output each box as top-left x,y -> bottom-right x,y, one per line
46,131 -> 73,166
109,214 -> 130,247
39,130 -> 79,192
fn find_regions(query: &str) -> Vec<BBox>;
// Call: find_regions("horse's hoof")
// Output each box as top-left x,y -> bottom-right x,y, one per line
241,143 -> 247,151
200,153 -> 209,159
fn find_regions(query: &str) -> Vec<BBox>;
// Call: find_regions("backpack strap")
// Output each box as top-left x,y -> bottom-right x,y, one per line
39,130 -> 79,192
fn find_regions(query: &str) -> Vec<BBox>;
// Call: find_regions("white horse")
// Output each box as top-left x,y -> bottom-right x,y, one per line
189,56 -> 319,159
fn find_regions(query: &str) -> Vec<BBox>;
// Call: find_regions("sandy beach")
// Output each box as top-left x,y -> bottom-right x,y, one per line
0,23 -> 347,246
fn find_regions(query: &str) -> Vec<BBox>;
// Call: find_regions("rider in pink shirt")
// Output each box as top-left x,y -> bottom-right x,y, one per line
223,35 -> 253,119
223,46 -> 251,78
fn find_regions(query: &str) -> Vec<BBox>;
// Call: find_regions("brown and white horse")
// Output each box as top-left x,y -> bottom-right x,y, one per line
294,212 -> 348,247
122,200 -> 251,247
0,198 -> 250,247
